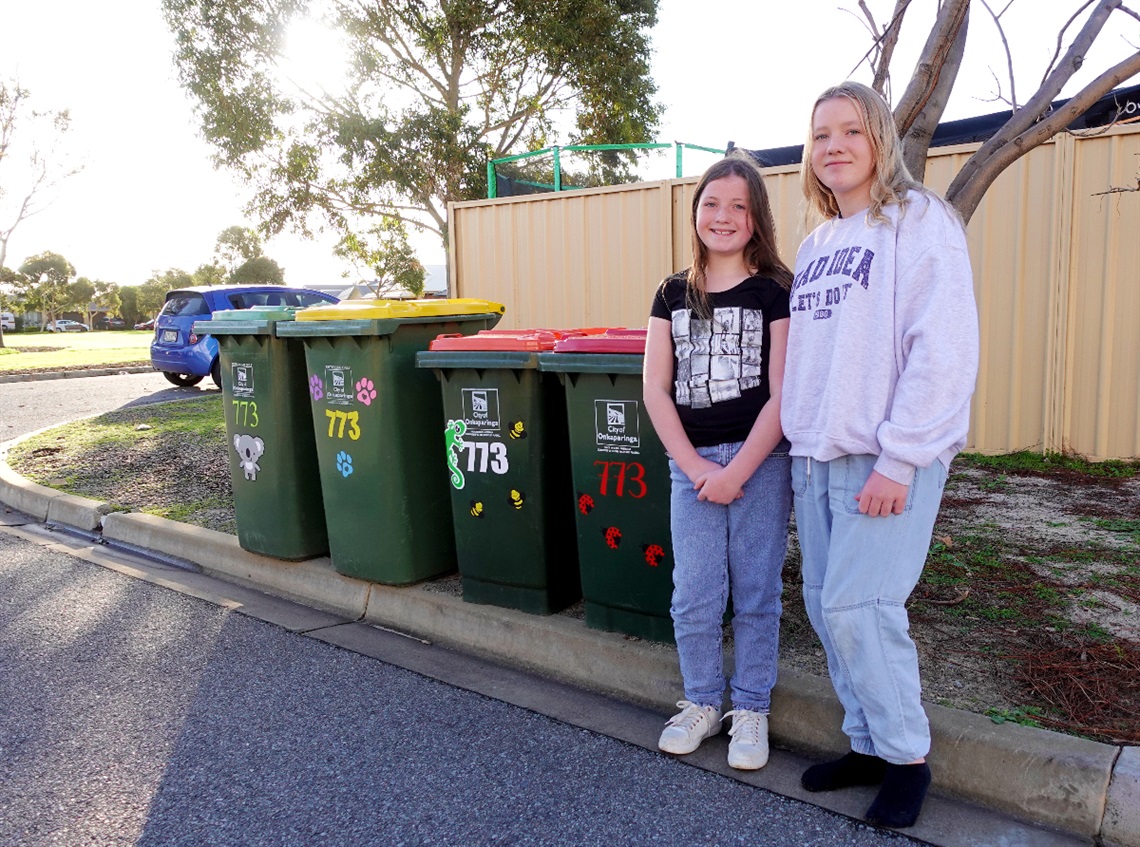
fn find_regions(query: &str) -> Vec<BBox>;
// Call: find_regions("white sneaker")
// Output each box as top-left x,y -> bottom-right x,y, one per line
724,709 -> 769,770
658,700 -> 722,755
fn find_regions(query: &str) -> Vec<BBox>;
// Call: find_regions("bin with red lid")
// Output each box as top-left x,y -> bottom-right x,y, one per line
537,330 -> 675,643
415,330 -> 580,613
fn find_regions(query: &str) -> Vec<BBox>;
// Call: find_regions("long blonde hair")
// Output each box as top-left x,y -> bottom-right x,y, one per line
687,152 -> 792,318
801,81 -> 925,226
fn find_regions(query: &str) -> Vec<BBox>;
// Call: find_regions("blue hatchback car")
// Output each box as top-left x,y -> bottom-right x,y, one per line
150,285 -> 339,387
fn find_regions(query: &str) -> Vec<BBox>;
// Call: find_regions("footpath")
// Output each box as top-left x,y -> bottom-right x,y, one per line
0,374 -> 1135,847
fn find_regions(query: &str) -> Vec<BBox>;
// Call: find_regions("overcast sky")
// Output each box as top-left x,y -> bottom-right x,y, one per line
1,0 -> 1135,287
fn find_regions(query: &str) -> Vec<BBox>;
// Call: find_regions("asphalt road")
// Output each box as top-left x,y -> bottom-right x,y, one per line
0,372 -> 936,845
0,522 -> 922,847
0,371 -> 217,442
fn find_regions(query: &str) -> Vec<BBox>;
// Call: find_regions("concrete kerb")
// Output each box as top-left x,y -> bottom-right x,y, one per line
0,365 -> 154,384
0,443 -> 1136,845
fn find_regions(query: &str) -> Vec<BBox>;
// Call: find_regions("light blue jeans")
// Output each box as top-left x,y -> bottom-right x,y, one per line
669,440 -> 792,713
792,454 -> 948,764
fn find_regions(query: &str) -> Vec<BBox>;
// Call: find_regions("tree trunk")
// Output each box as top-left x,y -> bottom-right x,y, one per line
893,0 -> 970,182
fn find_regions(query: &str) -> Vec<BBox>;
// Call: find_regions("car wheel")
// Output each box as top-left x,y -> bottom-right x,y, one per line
210,359 -> 222,389
162,371 -> 205,387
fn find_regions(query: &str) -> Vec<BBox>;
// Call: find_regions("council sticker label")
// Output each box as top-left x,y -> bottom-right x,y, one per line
231,363 -> 255,398
324,365 -> 354,406
594,399 -> 640,455
461,388 -> 501,436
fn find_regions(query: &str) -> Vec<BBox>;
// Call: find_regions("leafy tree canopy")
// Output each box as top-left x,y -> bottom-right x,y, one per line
138,268 -> 193,317
16,251 -> 75,326
163,0 -> 662,255
229,255 -> 286,285
214,225 -> 264,273
193,262 -> 228,287
335,217 -> 425,297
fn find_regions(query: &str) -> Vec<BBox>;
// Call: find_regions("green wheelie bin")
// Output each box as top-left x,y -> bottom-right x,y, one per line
538,330 -> 675,643
193,306 -> 328,560
416,330 -> 580,614
277,299 -> 504,584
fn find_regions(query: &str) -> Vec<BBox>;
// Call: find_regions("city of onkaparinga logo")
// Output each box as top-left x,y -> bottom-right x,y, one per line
324,365 -> 354,405
461,387 -> 501,436
231,363 -> 255,398
594,399 -> 640,454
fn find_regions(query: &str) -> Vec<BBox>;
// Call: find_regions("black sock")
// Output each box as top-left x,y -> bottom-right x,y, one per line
801,751 -> 888,792
864,762 -> 932,828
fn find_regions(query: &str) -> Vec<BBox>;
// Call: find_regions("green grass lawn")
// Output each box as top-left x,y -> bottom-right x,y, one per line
0,330 -> 153,372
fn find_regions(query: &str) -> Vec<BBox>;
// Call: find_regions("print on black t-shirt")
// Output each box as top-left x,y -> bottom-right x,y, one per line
673,306 -> 764,408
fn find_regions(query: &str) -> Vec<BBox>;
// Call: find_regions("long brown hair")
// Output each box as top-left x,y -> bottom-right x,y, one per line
687,152 -> 793,318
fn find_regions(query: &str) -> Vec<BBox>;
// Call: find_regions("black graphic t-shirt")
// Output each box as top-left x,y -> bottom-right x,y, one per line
650,271 -> 790,447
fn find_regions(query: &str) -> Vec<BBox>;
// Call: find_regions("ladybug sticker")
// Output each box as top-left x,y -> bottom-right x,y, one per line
602,526 -> 622,549
642,543 -> 666,567
577,492 -> 595,516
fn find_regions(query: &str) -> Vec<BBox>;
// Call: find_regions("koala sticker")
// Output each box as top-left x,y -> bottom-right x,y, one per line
233,433 -> 266,481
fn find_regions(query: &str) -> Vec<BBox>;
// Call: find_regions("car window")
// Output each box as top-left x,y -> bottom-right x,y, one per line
161,293 -> 210,317
291,292 -> 334,307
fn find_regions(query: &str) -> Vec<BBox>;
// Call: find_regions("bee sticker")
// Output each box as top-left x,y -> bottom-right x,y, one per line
642,543 -> 666,567
508,420 -> 527,440
577,492 -> 595,516
507,489 -> 525,510
469,500 -> 485,518
603,526 -> 622,549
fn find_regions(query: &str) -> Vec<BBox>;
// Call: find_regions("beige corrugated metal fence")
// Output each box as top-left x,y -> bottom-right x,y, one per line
450,124 -> 1140,460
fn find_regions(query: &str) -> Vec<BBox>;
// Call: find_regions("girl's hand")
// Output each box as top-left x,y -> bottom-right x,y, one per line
855,470 -> 909,517
693,464 -> 745,504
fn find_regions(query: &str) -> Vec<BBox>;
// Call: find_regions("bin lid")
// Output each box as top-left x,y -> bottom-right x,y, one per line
293,298 -> 505,322
194,306 -> 299,336
416,349 -> 544,370
550,328 -> 647,354
426,330 -> 563,352
536,351 -> 643,375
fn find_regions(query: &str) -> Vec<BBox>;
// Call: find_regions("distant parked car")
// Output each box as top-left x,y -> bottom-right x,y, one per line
94,316 -> 127,330
46,319 -> 90,332
134,318 -> 156,331
0,312 -> 14,331
150,285 -> 339,387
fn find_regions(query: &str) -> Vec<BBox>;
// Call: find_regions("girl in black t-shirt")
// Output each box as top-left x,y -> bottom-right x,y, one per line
644,153 -> 793,770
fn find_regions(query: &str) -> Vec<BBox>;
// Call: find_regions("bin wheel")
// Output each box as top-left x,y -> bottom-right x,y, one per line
162,371 -> 204,387
210,359 -> 222,388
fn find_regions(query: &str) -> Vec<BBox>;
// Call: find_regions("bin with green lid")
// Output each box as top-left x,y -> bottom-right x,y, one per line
538,330 -> 675,643
193,305 -> 328,560
416,330 -> 580,614
277,298 -> 505,584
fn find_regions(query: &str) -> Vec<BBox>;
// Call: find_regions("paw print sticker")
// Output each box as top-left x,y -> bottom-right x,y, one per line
356,378 -> 377,406
309,374 -> 324,401
336,451 -> 354,478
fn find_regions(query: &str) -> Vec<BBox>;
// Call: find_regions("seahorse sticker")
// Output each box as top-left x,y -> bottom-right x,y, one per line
445,419 -> 468,489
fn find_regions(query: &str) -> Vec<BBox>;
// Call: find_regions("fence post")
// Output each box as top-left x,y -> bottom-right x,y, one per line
1044,132 -> 1076,455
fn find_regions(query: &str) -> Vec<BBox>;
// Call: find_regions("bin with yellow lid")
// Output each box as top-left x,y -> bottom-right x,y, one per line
277,299 -> 504,584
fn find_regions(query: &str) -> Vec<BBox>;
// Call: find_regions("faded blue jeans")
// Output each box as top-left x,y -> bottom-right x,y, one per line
792,454 -> 948,764
669,440 -> 792,713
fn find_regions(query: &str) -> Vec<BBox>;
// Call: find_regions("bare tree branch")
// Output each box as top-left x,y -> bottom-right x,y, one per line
948,50 -> 1140,222
1043,0 -> 1100,85
980,0 -> 1019,108
948,0 -> 1127,204
873,0 -> 911,96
